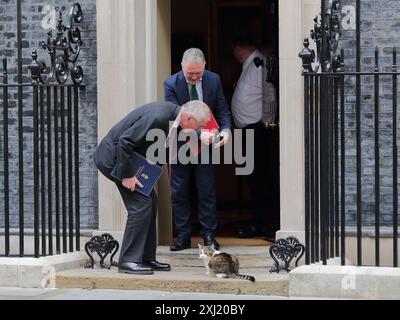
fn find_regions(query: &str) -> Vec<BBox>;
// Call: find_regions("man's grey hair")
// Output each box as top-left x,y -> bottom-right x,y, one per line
181,48 -> 206,65
181,100 -> 211,123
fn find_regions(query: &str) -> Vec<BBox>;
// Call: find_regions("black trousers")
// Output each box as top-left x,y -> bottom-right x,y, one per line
116,185 -> 158,264
242,122 -> 279,231
243,122 -> 266,226
94,151 -> 158,264
170,163 -> 217,240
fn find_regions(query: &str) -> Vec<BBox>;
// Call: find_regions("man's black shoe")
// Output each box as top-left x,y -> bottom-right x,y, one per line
203,235 -> 220,250
118,262 -> 154,275
143,260 -> 171,271
170,238 -> 191,251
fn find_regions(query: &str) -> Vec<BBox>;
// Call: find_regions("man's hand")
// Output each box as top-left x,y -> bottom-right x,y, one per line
122,176 -> 144,192
213,131 -> 229,149
200,131 -> 216,146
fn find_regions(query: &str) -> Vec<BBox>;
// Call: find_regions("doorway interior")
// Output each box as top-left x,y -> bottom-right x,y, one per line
170,0 -> 280,239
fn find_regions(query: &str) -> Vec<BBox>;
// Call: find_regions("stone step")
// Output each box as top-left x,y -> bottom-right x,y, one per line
56,266 -> 289,296
156,247 -> 274,268
84,246 -> 275,268
59,246 -> 288,296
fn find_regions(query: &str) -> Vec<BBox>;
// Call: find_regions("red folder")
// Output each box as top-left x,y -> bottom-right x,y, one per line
187,108 -> 220,156
203,110 -> 220,132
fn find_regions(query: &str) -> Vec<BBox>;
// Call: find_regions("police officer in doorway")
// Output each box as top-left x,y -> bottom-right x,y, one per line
231,33 -> 278,239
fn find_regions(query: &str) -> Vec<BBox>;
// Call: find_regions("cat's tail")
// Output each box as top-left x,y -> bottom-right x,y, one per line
236,274 -> 256,282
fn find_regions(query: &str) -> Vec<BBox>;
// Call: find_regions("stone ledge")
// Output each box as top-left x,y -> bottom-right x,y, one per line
290,265 -> 400,299
0,252 -> 87,288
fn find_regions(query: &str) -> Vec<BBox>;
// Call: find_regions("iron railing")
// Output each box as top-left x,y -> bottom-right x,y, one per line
0,3 -> 84,258
301,0 -> 400,267
0,59 -> 82,258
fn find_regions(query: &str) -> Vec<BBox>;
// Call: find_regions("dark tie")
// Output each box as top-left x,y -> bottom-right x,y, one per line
190,84 -> 199,100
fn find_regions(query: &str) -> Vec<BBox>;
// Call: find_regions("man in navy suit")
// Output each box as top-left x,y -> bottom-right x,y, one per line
164,48 -> 232,251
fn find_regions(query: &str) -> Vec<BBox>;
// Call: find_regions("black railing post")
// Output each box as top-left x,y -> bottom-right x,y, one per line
74,86 -> 80,251
299,38 -> 316,265
17,0 -> 25,258
40,86 -> 46,256
47,86 -> 53,256
54,86 -> 61,254
328,75 -> 335,259
340,49 -> 346,266
2,58 -> 10,257
321,0 -> 326,72
60,87 -> 67,253
315,76 -> 320,263
67,87 -> 74,252
33,83 -> 40,258
320,75 -> 328,265
310,75 -> 315,264
304,73 -> 311,265
374,47 -> 380,267
393,47 -> 398,268
334,74 -> 340,258
355,0 -> 362,267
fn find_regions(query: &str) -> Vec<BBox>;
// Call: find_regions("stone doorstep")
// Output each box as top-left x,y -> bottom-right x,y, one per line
157,248 -> 274,268
84,246 -> 275,268
56,246 -> 290,296
55,267 -> 289,296
84,246 -> 275,269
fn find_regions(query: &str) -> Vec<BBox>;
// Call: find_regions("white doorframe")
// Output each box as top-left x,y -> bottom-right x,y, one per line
277,0 -> 320,242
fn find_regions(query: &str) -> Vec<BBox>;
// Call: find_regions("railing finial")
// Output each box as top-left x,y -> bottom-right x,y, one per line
299,38 -> 315,74
302,0 -> 342,73
28,50 -> 46,84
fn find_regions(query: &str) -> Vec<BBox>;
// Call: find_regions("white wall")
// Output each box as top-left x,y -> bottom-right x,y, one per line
96,0 -> 160,232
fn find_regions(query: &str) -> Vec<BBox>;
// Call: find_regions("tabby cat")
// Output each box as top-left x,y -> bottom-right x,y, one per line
198,244 -> 255,282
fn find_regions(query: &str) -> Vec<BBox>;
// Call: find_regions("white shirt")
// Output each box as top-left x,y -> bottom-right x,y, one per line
165,111 -> 181,163
231,50 -> 277,129
165,111 -> 181,148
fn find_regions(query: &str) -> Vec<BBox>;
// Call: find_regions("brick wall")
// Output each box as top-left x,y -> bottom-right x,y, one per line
0,0 -> 98,230
337,0 -> 400,226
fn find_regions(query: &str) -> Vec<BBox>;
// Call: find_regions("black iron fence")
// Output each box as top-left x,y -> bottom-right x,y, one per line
301,0 -> 400,267
0,3 -> 85,258
0,58 -> 82,258
302,49 -> 400,267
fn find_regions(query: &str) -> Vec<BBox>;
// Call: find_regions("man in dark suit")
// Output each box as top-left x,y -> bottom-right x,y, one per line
164,48 -> 232,251
94,101 -> 211,274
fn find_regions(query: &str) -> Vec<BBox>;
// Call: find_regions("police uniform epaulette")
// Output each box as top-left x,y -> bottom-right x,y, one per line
253,57 -> 264,68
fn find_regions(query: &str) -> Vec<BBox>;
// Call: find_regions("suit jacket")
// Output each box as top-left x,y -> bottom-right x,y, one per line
164,70 -> 232,131
95,101 -> 181,179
